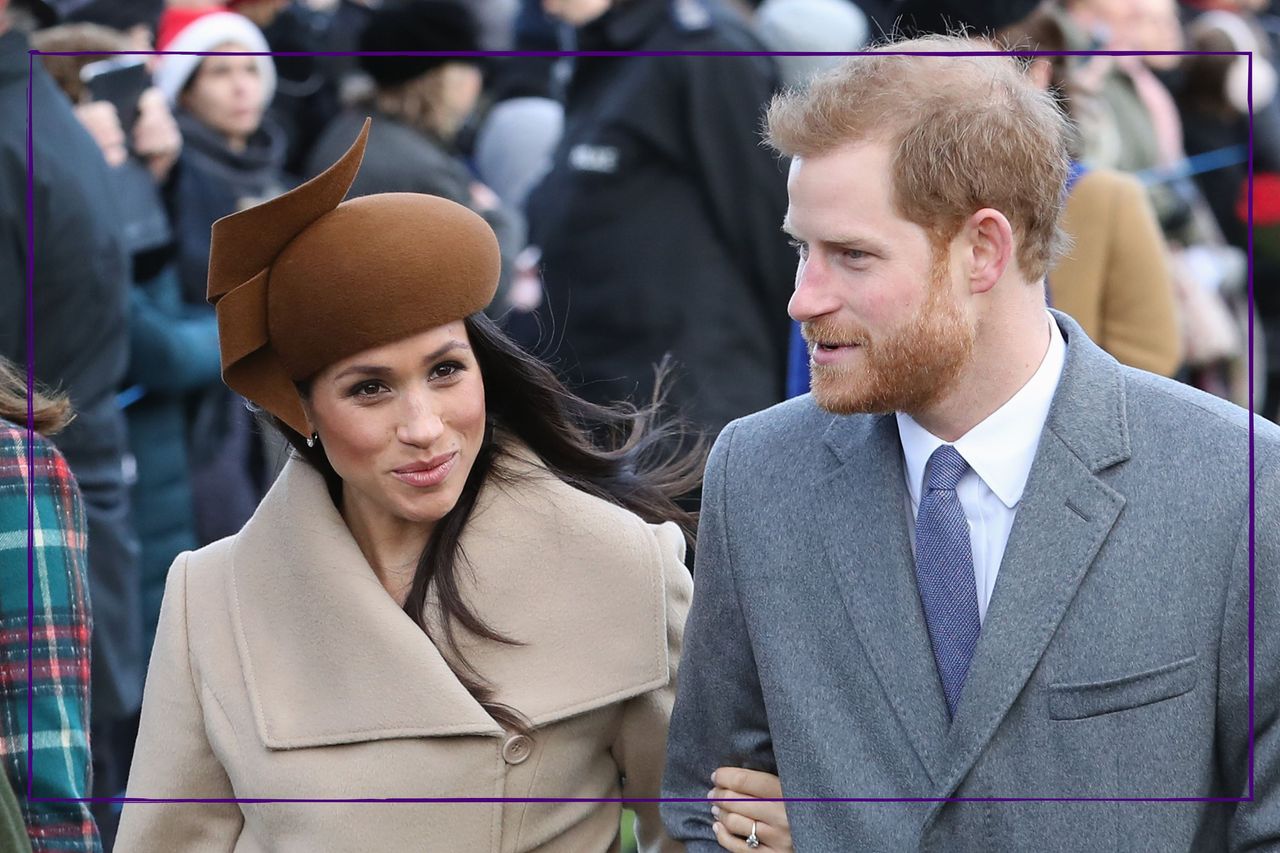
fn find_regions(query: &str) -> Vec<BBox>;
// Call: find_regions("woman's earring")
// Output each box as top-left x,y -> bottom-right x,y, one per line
306,432 -> 319,448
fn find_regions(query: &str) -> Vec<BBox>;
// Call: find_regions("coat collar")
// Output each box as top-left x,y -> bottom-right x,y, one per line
229,444 -> 674,749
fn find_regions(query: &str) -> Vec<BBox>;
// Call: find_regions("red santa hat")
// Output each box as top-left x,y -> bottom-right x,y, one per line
153,6 -> 276,106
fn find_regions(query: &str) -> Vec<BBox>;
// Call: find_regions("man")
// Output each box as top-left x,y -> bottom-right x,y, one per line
661,37 -> 1279,851
0,0 -> 143,846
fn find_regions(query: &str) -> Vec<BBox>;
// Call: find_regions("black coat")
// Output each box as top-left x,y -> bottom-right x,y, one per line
0,29 -> 142,722
524,0 -> 795,433
164,110 -> 292,546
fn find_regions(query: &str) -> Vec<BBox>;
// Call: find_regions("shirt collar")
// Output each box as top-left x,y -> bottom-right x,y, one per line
897,312 -> 1067,510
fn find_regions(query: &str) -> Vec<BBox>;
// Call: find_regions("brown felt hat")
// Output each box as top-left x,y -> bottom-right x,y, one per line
207,118 -> 500,437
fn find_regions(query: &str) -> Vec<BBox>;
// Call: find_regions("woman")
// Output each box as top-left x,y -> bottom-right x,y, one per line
153,6 -> 292,546
117,121 -> 790,851
0,358 -> 99,852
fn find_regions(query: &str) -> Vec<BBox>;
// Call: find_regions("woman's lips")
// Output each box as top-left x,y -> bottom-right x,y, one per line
391,452 -> 457,488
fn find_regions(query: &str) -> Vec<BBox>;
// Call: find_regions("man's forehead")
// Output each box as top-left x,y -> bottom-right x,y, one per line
786,144 -> 893,206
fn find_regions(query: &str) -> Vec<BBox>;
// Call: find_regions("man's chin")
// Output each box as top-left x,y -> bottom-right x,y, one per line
809,380 -> 893,416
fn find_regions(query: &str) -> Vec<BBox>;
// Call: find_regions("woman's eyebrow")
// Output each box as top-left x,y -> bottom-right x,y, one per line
330,341 -> 472,383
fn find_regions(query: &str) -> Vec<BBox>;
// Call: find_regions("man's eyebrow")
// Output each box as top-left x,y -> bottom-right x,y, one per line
781,224 -> 888,255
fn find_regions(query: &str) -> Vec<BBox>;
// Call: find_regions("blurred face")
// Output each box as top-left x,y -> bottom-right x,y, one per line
1131,0 -> 1184,70
304,322 -> 487,538
180,42 -> 266,147
785,141 -> 976,416
1075,0 -> 1144,47
542,0 -> 611,26
433,63 -> 483,139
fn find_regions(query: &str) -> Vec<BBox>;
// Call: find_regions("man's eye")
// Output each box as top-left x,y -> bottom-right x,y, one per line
788,238 -> 808,258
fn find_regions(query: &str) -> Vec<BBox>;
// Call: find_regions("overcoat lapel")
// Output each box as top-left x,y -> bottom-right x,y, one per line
931,312 -> 1132,803
813,413 -> 951,784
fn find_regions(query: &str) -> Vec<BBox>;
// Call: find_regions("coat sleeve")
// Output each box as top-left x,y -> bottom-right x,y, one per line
1224,444 -> 1280,850
660,423 -> 776,853
1097,172 -> 1182,378
125,277 -> 223,394
611,521 -> 692,853
116,553 -> 243,851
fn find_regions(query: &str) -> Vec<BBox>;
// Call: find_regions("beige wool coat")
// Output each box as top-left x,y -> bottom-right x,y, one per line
116,446 -> 692,852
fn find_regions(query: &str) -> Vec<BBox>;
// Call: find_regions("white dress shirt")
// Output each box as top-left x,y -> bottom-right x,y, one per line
896,313 -> 1067,624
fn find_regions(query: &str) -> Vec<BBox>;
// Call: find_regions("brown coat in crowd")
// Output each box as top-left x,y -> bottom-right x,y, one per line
1052,168 -> 1183,377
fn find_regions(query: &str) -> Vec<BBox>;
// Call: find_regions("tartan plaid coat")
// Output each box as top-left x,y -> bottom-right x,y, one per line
0,419 -> 100,852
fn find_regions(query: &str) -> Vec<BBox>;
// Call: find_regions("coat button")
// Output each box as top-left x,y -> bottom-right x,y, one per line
502,734 -> 532,765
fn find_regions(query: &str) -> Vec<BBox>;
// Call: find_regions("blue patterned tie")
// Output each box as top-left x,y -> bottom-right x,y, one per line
913,445 -> 981,719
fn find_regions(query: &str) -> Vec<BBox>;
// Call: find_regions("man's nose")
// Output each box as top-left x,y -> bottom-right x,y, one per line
788,253 -> 841,323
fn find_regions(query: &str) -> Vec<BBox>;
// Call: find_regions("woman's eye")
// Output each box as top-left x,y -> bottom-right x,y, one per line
351,381 -> 384,398
430,361 -> 464,380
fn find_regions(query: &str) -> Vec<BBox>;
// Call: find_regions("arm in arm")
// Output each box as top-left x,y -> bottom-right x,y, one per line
660,424 -> 776,852
612,521 -> 692,853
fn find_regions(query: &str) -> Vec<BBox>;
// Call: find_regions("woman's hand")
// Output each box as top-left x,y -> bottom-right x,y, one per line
707,767 -> 793,852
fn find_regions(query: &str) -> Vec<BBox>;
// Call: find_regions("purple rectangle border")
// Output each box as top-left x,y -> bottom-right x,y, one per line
24,47 -> 1259,806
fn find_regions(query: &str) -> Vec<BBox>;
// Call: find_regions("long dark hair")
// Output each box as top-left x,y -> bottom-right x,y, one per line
267,313 -> 706,734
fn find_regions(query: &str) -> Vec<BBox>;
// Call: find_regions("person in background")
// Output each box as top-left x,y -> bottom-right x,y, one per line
35,19 -> 223,663
227,0 -> 344,176
54,0 -> 162,48
1057,0 -> 1254,403
0,357 -> 100,853
527,0 -> 796,437
153,5 -> 291,545
0,2 -> 144,846
1178,7 -> 1280,419
305,0 -> 524,314
752,0 -> 869,89
471,0 -> 567,213
998,10 -> 1183,376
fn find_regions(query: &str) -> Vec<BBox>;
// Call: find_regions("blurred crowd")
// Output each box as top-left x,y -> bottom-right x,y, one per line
0,0 -> 1277,849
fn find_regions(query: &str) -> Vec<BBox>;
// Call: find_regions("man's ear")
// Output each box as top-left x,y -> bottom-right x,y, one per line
1028,57 -> 1054,92
961,208 -> 1015,296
